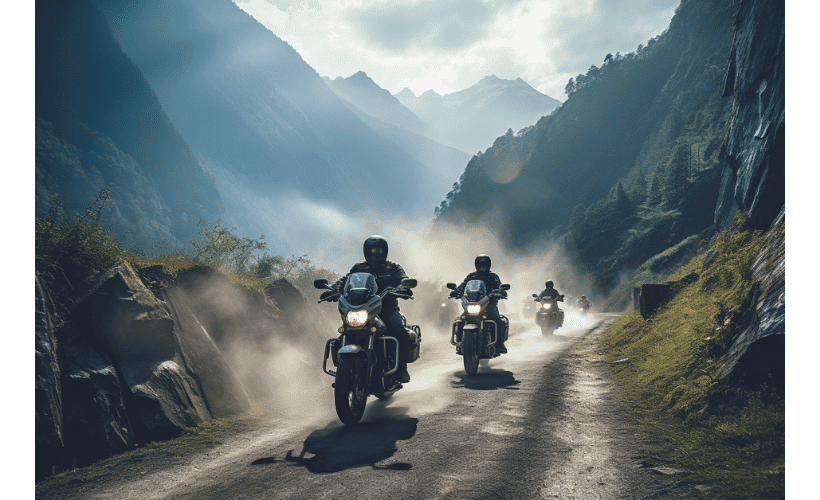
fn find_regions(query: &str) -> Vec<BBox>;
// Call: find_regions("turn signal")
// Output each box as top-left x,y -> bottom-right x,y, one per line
370,326 -> 377,332
338,327 -> 344,333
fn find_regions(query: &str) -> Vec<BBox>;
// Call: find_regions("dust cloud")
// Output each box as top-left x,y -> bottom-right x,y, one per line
185,183 -> 610,424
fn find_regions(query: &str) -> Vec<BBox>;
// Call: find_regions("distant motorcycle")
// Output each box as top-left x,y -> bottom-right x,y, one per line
446,280 -> 510,375
533,293 -> 564,336
577,297 -> 591,316
314,273 -> 421,425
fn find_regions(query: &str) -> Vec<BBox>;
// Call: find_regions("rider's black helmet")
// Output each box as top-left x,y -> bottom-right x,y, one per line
363,235 -> 388,265
545,281 -> 554,289
581,295 -> 586,299
475,254 -> 491,273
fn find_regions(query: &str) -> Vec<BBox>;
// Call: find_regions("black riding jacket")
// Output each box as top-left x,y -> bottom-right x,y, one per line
539,287 -> 561,300
332,260 -> 411,311
456,271 -> 506,298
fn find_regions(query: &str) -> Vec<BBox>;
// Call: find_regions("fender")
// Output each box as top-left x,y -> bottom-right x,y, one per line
338,345 -> 365,356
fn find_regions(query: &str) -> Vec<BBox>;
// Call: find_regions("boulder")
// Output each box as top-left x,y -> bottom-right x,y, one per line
35,276 -> 64,480
719,209 -> 784,389
59,337 -> 135,467
75,263 -> 215,442
638,273 -> 700,319
162,286 -> 251,417
175,265 -> 283,350
264,278 -> 306,315
716,0 -> 784,230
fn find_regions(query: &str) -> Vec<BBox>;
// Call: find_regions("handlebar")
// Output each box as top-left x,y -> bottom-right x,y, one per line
318,287 -> 413,304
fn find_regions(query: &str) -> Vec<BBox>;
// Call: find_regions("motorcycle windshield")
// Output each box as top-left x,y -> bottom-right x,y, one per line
343,273 -> 378,306
464,280 -> 487,302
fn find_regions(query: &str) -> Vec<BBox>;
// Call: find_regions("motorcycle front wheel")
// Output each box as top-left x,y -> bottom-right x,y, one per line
334,354 -> 367,425
462,329 -> 480,376
541,325 -> 555,336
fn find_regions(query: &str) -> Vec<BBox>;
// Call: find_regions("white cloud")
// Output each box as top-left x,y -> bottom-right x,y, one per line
234,0 -> 678,99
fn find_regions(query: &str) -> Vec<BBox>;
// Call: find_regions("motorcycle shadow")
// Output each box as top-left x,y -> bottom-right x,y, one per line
450,368 -> 520,391
277,405 -> 417,473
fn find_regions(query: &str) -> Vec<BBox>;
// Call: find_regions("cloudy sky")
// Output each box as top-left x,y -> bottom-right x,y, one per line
234,0 -> 680,99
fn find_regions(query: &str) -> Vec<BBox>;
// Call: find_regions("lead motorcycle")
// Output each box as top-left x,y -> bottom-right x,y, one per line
314,273 -> 421,425
446,280 -> 510,375
533,293 -> 564,336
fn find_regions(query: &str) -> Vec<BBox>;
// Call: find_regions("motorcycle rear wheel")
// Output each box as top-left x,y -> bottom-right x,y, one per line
334,355 -> 367,425
462,330 -> 480,376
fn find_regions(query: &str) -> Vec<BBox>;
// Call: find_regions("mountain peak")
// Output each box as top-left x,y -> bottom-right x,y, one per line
348,70 -> 376,86
396,87 -> 416,99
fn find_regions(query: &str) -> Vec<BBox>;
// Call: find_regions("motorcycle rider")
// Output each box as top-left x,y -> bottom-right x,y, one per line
321,235 -> 414,383
539,281 -> 562,300
577,294 -> 591,310
450,254 -> 508,353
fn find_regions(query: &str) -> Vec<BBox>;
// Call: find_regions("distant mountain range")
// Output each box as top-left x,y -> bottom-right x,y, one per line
36,0 -> 567,260
395,75 -> 562,155
323,72 -> 470,180
87,0 -> 453,255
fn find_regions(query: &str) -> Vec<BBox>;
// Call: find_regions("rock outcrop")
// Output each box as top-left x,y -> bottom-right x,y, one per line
175,265 -> 283,350
715,0 -> 784,230
74,263 -> 214,442
35,277 -> 64,480
59,338 -> 136,467
712,0 -> 785,389
162,286 -> 251,418
719,209 -> 784,389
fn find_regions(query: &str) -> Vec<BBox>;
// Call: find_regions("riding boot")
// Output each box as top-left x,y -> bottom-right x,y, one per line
496,324 -> 507,353
397,362 -> 411,383
397,330 -> 411,383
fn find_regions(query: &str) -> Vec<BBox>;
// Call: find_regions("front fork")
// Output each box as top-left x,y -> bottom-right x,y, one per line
452,320 -> 500,350
322,334 -> 400,385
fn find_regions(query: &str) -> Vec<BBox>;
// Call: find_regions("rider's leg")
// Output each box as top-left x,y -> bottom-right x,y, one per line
381,308 -> 410,382
486,302 -> 507,352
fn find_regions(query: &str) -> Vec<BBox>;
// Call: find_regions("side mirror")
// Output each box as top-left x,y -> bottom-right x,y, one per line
532,293 -> 539,298
500,283 -> 511,291
401,278 -> 417,289
446,282 -> 457,290
313,279 -> 330,290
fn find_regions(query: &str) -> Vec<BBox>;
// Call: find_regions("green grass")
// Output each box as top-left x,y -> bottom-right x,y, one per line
601,213 -> 784,498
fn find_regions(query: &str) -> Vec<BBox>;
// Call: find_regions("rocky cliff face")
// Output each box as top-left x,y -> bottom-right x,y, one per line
34,263 -> 310,481
712,0 -> 784,388
719,209 -> 784,389
715,0 -> 784,230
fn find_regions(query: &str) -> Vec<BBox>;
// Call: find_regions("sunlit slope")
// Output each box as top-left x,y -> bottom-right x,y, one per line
91,0 -> 446,221
433,0 -> 737,307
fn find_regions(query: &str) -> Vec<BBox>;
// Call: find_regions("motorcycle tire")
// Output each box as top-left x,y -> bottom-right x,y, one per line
334,354 -> 368,425
541,325 -> 554,336
462,329 -> 481,376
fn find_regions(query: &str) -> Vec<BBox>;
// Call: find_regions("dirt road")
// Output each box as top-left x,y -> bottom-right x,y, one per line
38,313 -> 701,499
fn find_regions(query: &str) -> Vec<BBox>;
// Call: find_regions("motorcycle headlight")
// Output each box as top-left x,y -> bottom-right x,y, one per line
542,303 -> 551,310
346,310 -> 368,327
466,304 -> 482,315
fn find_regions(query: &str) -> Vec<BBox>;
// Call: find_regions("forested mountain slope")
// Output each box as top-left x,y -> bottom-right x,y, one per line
35,0 -> 223,251
432,0 -> 738,308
